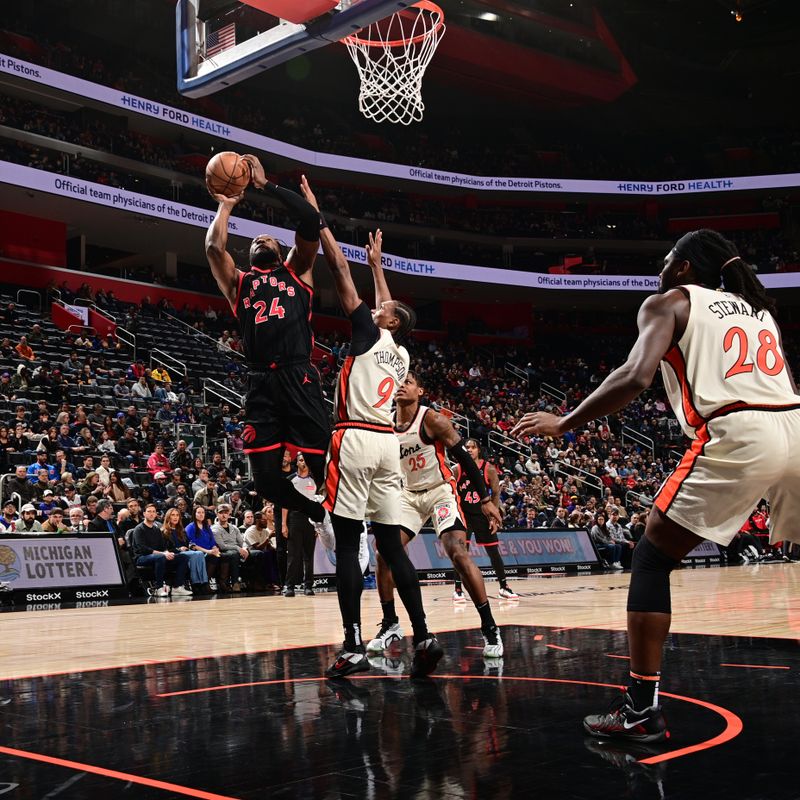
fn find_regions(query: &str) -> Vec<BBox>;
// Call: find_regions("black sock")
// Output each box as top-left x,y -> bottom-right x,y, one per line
476,600 -> 495,629
487,547 -> 507,587
332,515 -> 364,648
373,523 -> 429,641
344,624 -> 364,651
454,578 -> 462,592
381,599 -> 397,624
628,670 -> 660,709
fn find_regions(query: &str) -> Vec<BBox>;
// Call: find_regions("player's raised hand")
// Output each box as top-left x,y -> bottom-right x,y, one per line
481,500 -> 502,533
366,229 -> 383,268
511,411 -> 565,439
208,188 -> 245,210
299,174 -> 319,211
241,154 -> 266,188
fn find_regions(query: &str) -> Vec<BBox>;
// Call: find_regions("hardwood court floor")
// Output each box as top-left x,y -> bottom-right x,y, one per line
0,565 -> 798,799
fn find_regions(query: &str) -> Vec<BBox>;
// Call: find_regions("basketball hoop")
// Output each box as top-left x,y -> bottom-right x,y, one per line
342,1 -> 445,126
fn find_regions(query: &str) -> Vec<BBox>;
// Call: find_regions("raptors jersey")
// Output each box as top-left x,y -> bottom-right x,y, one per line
335,328 -> 409,427
396,406 -> 455,491
456,460 -> 491,518
234,263 -> 313,367
661,285 -> 796,438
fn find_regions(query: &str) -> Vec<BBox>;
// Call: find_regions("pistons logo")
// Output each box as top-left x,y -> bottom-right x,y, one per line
242,424 -> 257,444
436,504 -> 451,522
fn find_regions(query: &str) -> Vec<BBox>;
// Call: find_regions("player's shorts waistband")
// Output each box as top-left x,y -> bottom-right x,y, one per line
333,421 -> 394,434
248,359 -> 312,373
707,401 -> 800,421
405,483 -> 445,493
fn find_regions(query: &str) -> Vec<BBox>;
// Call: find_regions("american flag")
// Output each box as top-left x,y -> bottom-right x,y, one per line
206,22 -> 236,58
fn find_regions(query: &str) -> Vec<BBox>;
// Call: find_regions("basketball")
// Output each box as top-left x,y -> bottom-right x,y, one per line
205,151 -> 250,197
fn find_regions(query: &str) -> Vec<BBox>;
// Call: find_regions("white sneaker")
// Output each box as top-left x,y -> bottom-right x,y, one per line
171,586 -> 193,597
498,585 -> 520,599
452,589 -> 467,602
154,585 -> 170,598
482,626 -> 504,658
366,621 -> 404,652
312,497 -> 336,550
611,562 -> 624,570
209,578 -> 218,591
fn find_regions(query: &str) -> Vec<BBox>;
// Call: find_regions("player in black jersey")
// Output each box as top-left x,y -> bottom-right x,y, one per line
205,155 -> 330,528
454,439 -> 519,600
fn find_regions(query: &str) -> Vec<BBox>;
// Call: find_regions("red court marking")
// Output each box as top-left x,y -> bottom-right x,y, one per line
640,690 -> 743,765
546,644 -> 575,651
605,654 -> 630,660
157,674 -> 742,766
0,746 -> 238,800
534,635 -> 544,641
551,627 -> 574,633
720,663 -> 790,670
464,646 -> 484,650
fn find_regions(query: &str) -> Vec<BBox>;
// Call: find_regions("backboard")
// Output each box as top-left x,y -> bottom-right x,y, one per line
176,0 -> 415,98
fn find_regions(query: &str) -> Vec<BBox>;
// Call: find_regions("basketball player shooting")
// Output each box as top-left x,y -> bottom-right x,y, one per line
512,229 -> 800,743
300,177 -> 443,680
204,156 -> 332,533
365,371 -> 504,659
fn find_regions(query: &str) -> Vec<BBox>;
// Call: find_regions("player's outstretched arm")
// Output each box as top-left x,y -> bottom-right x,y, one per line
205,192 -> 244,310
244,157 -> 319,282
366,229 -> 392,306
424,412 -> 502,531
513,291 -> 683,439
300,176 -> 361,315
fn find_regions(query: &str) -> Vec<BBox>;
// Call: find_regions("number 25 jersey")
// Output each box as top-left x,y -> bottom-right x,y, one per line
661,284 -> 796,439
234,263 -> 313,367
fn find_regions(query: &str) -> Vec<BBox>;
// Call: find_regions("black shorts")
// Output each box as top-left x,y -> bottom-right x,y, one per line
464,512 -> 499,546
243,364 -> 330,456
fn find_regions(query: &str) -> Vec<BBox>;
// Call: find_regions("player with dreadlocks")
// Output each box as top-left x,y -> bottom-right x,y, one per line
514,229 -> 799,742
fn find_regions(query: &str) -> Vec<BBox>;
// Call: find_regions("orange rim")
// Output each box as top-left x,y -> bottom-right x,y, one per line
342,0 -> 444,48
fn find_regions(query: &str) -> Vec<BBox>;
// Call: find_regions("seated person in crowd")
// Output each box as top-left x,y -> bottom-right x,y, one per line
16,503 -> 43,533
131,503 -> 189,598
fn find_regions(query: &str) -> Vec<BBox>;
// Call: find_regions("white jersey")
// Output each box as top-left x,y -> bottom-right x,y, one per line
395,406 -> 455,491
335,328 -> 409,428
661,284 -> 797,438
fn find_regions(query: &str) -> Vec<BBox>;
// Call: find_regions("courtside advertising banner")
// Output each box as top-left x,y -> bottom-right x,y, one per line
3,53 -> 800,196
0,534 -> 125,590
312,529 -> 600,582
2,162 -> 800,292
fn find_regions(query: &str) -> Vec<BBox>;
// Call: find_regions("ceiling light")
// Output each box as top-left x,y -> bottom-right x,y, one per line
478,12 -> 501,22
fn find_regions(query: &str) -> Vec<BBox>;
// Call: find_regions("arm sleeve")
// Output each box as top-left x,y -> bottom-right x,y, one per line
262,183 -> 320,242
349,302 -> 380,356
446,439 -> 490,502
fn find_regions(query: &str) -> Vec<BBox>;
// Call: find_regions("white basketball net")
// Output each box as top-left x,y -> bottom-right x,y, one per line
343,2 -> 445,126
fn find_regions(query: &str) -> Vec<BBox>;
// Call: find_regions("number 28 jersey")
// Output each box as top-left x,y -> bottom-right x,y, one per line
661,284 -> 796,439
335,327 -> 409,428
234,263 -> 313,367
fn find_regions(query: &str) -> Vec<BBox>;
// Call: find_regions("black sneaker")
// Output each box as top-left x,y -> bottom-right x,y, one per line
410,635 -> 444,679
325,645 -> 370,679
583,692 -> 669,743
284,587 -> 295,598
304,587 -> 315,596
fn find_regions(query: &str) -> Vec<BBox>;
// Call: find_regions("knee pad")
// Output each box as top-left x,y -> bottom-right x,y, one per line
331,515 -> 361,555
371,522 -> 404,565
627,536 -> 680,614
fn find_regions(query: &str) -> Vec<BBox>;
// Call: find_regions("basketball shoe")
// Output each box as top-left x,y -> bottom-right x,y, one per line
583,692 -> 669,743
366,620 -> 404,652
452,588 -> 467,602
410,635 -> 444,679
498,585 -> 520,600
481,625 -> 504,658
325,645 -> 370,679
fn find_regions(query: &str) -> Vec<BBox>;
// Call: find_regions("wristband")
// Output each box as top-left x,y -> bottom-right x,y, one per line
480,497 -> 492,505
